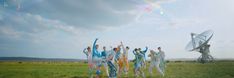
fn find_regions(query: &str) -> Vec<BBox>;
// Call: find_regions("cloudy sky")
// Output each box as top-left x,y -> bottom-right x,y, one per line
0,0 -> 234,59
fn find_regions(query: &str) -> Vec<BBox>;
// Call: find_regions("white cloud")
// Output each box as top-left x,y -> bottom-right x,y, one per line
0,26 -> 21,39
24,13 -> 80,35
1,11 -> 81,36
17,0 -> 139,29
1,0 -> 234,59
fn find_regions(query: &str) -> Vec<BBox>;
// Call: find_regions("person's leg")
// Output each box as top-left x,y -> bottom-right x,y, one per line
149,61 -> 154,76
123,57 -> 128,74
160,62 -> 165,73
115,61 -> 119,75
140,67 -> 145,78
156,63 -> 164,76
143,60 -> 146,69
135,63 -> 142,77
88,63 -> 94,78
134,66 -> 138,78
152,62 -> 158,77
103,62 -> 109,77
125,59 -> 129,74
108,61 -> 117,78
134,68 -> 139,78
95,62 -> 102,78
118,59 -> 124,77
107,61 -> 112,78
96,67 -> 101,78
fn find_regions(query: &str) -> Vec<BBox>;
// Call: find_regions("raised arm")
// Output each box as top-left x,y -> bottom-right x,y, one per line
133,50 -> 137,55
121,42 -> 126,53
83,48 -> 88,56
92,38 -> 99,57
92,38 -> 98,51
142,46 -> 148,53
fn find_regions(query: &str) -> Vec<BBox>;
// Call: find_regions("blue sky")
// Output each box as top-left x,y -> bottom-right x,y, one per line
0,0 -> 234,59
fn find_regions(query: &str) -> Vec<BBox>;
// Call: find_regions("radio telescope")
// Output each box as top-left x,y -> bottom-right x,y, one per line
185,30 -> 214,63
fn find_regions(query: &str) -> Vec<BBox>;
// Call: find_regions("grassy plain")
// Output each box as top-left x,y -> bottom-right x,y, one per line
0,61 -> 233,78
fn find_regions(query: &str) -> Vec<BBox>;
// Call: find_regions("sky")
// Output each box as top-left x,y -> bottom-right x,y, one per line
0,0 -> 234,60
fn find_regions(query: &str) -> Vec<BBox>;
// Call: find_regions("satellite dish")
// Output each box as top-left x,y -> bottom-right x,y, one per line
185,30 -> 214,63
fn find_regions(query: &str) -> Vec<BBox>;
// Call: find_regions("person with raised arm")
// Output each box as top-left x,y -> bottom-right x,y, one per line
92,38 -> 102,78
114,45 -> 124,77
139,47 -> 148,69
133,48 -> 145,78
83,46 -> 94,78
120,42 -> 130,75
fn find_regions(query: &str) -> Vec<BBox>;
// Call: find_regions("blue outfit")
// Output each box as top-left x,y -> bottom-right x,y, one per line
107,50 -> 117,78
92,38 -> 102,66
114,49 -> 121,62
96,70 -> 101,75
92,39 -> 102,58
101,51 -> 107,59
92,38 -> 102,76
140,47 -> 148,60
107,61 -> 117,77
133,50 -> 144,69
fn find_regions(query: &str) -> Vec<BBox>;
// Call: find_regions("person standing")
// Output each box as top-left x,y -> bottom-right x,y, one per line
133,48 -> 145,78
107,48 -> 118,78
92,38 -> 102,78
139,47 -> 148,69
83,46 -> 94,78
101,46 -> 109,77
157,47 -> 166,76
120,42 -> 130,75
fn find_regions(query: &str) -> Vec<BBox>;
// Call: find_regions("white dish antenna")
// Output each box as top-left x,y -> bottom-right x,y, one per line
185,30 -> 214,63
186,30 -> 213,51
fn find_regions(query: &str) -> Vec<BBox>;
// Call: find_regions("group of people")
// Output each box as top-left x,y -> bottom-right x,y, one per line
83,38 -> 166,78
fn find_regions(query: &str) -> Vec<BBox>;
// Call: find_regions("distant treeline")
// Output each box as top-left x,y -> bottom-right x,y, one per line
0,57 -> 234,63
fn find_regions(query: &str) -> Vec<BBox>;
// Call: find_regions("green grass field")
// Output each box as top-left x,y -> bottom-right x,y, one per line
0,61 -> 233,78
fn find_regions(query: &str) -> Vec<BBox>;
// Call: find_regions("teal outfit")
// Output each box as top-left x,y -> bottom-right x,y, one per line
107,50 -> 117,78
92,38 -> 102,76
133,50 -> 144,69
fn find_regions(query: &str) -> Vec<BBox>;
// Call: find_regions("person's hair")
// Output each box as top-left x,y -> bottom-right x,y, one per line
138,48 -> 141,50
113,48 -> 117,51
95,45 -> 99,49
134,48 -> 138,51
126,46 -> 129,49
158,47 -> 161,49
87,46 -> 91,49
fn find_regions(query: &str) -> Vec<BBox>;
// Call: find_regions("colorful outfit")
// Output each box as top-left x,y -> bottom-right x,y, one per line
101,50 -> 109,77
140,47 -> 148,68
107,50 -> 117,78
114,48 -> 123,75
120,43 -> 129,74
133,50 -> 145,78
92,39 -> 102,76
